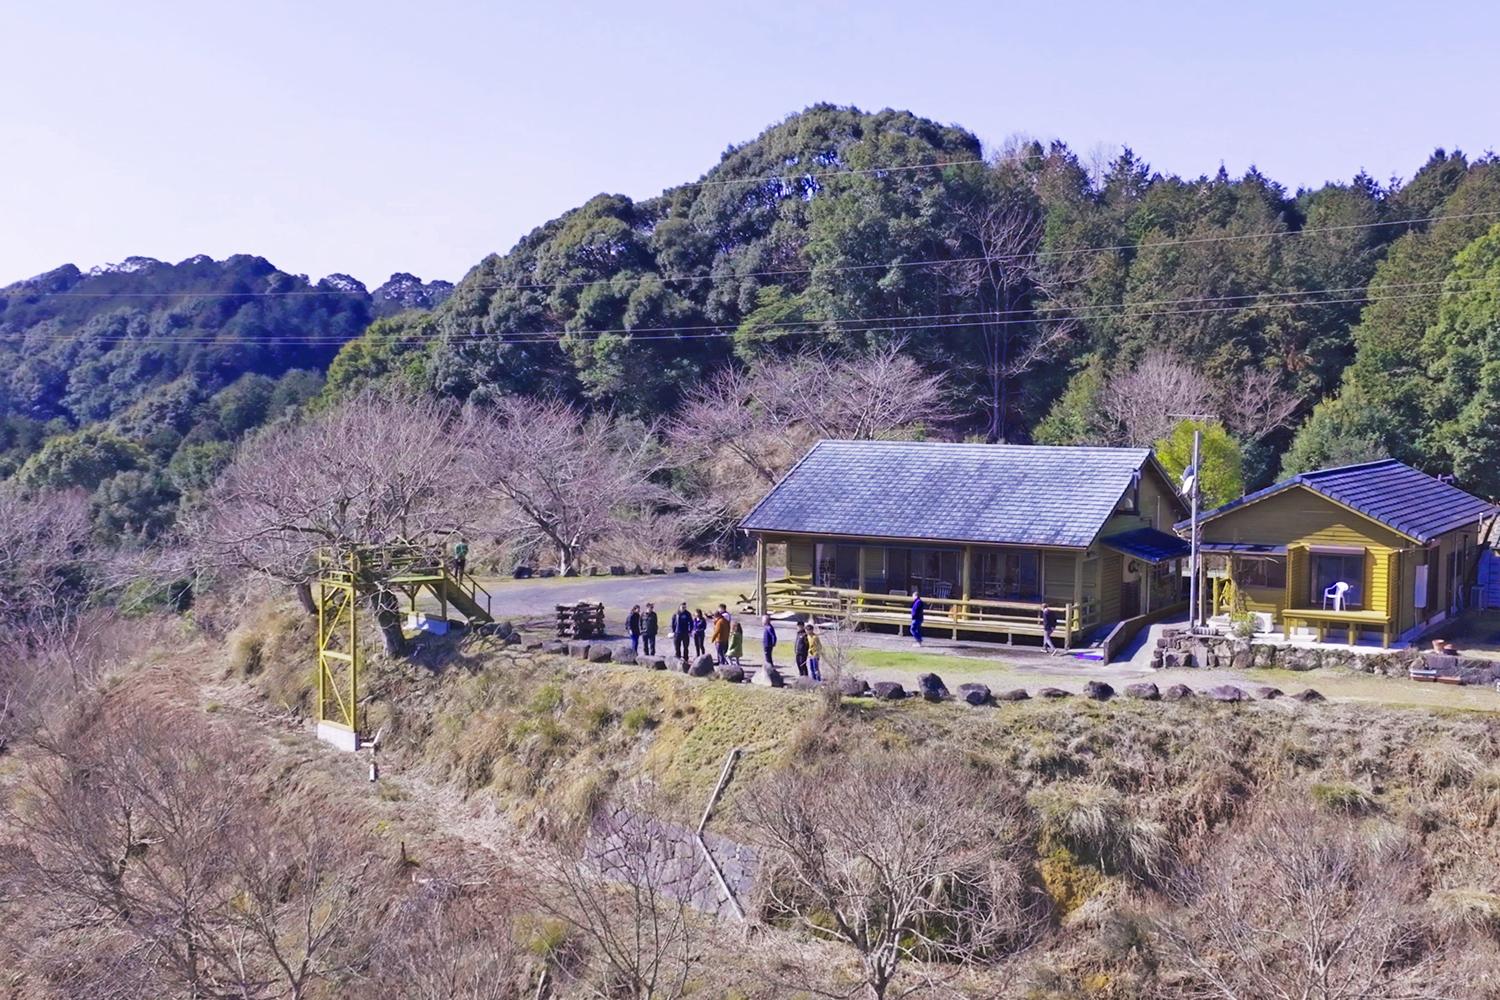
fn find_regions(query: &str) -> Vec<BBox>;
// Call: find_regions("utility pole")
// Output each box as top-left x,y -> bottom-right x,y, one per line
1189,427 -> 1202,630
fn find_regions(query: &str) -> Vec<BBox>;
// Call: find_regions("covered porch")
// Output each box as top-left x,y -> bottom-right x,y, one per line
755,534 -> 1095,647
1203,543 -> 1399,647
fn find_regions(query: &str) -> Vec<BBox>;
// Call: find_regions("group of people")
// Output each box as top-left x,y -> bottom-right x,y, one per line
625,601 -> 757,667
622,602 -> 826,675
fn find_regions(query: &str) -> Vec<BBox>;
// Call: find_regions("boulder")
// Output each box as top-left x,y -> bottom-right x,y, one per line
613,649 -> 638,666
568,641 -> 592,659
689,655 -> 717,677
696,563 -> 719,571
917,672 -> 950,702
838,677 -> 870,697
504,632 -> 522,645
563,567 -> 579,577
538,568 -> 557,578
1162,683 -> 1195,701
1206,684 -> 1247,702
644,656 -> 668,670
1161,652 -> 1182,669
513,565 -> 533,579
871,681 -> 906,701
1038,687 -> 1071,699
1251,644 -> 1278,669
1125,682 -> 1160,701
542,640 -> 566,655
716,664 -> 745,683
956,682 -> 992,706
586,646 -> 613,664
524,641 -> 545,652
672,564 -> 690,574
751,665 -> 784,688
1255,685 -> 1284,700
791,677 -> 820,691
1291,688 -> 1326,703
649,567 -> 667,575
996,688 -> 1031,702
1083,680 -> 1115,701
609,565 -> 626,576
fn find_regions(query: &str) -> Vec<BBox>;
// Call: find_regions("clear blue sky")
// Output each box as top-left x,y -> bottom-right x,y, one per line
5,0 -> 1497,288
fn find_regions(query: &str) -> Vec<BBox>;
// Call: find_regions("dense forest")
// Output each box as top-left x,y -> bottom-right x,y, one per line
6,104 -> 1500,545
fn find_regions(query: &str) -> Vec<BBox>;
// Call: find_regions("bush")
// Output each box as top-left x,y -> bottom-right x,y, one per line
621,706 -> 653,733
1310,782 -> 1376,816
1430,889 -> 1500,942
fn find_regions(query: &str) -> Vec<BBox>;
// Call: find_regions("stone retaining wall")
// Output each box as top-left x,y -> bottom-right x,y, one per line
1152,629 -> 1500,685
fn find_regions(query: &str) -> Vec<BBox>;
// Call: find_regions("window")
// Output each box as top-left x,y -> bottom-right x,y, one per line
815,543 -> 860,590
861,547 -> 887,592
1311,551 -> 1364,608
908,547 -> 961,599
1238,556 -> 1286,590
978,548 -> 1042,601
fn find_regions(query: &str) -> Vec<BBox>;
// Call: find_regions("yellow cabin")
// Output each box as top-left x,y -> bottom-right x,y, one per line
740,441 -> 1191,650
1180,460 -> 1495,646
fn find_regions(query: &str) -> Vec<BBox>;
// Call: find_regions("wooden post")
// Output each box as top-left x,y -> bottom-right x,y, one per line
1071,552 -> 1084,649
960,545 -> 972,633
755,536 -> 768,617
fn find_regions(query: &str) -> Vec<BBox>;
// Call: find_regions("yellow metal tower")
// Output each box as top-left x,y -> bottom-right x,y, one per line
313,543 -> 493,750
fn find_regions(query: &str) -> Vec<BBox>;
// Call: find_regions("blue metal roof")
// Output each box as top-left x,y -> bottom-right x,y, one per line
1100,527 -> 1192,564
1177,459 -> 1496,544
740,441 -> 1165,549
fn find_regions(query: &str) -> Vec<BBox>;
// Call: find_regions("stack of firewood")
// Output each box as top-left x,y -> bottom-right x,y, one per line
556,601 -> 606,638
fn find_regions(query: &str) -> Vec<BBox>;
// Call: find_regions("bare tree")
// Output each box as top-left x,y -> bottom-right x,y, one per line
3,704 -> 379,1000
1220,366 -> 1303,445
527,785 -> 709,1000
231,824 -> 379,1000
669,345 -> 949,547
1154,800 -> 1462,1000
944,197 -> 1078,442
1098,351 -> 1218,446
739,754 -> 1046,1000
188,392 -> 480,653
367,873 -> 526,1000
469,397 -> 675,575
0,487 -> 101,748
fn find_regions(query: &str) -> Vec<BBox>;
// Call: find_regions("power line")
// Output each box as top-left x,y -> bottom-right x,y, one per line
17,208 -> 1500,300
11,279 -> 1493,348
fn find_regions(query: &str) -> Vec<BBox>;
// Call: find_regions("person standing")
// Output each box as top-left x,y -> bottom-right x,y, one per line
452,538 -> 469,577
626,604 -> 643,654
692,609 -> 708,657
761,614 -> 778,667
1041,604 -> 1059,654
728,620 -> 744,667
711,610 -> 731,665
641,603 -> 658,655
910,589 -> 925,645
807,624 -> 823,681
793,624 -> 810,677
671,602 -> 693,662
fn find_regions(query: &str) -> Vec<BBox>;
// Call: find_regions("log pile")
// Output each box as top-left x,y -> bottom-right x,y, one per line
556,601 -> 606,639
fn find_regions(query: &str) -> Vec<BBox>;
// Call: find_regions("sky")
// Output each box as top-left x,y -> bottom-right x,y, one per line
4,0 -> 1498,288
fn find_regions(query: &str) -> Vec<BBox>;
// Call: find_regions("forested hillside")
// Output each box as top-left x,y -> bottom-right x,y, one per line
329,105 -> 1500,495
7,104 -> 1500,548
0,255 -> 450,537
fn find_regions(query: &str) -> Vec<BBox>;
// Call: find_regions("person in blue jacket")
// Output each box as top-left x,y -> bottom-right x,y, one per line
670,602 -> 694,661
761,614 -> 778,666
910,589 -> 925,645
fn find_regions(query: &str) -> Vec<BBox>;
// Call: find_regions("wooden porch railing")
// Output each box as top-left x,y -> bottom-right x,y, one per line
765,579 -> 1090,647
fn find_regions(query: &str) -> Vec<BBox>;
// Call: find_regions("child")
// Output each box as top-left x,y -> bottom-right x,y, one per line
807,623 -> 822,681
728,620 -> 744,667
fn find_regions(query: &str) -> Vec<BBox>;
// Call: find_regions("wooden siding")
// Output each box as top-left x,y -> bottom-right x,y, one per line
1201,485 -> 1411,550
1098,552 -> 1123,624
1102,462 -> 1185,537
786,539 -> 814,579
1044,552 -> 1076,603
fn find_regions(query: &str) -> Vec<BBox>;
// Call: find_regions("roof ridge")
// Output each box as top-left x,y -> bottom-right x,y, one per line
1298,456 -> 1401,480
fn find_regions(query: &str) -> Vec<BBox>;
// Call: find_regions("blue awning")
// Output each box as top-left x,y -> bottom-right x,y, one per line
1100,527 -> 1192,564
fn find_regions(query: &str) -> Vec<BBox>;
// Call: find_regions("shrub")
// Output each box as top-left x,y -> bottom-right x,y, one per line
1430,889 -> 1500,942
1310,782 -> 1376,816
621,706 -> 653,733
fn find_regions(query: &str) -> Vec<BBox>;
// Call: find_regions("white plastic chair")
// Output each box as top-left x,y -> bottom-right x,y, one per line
1322,581 -> 1350,611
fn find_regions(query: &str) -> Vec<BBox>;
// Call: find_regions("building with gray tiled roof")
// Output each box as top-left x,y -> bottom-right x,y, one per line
741,440 -> 1191,649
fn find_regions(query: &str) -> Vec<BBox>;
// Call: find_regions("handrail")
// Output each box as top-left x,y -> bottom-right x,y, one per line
766,581 -> 1092,631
